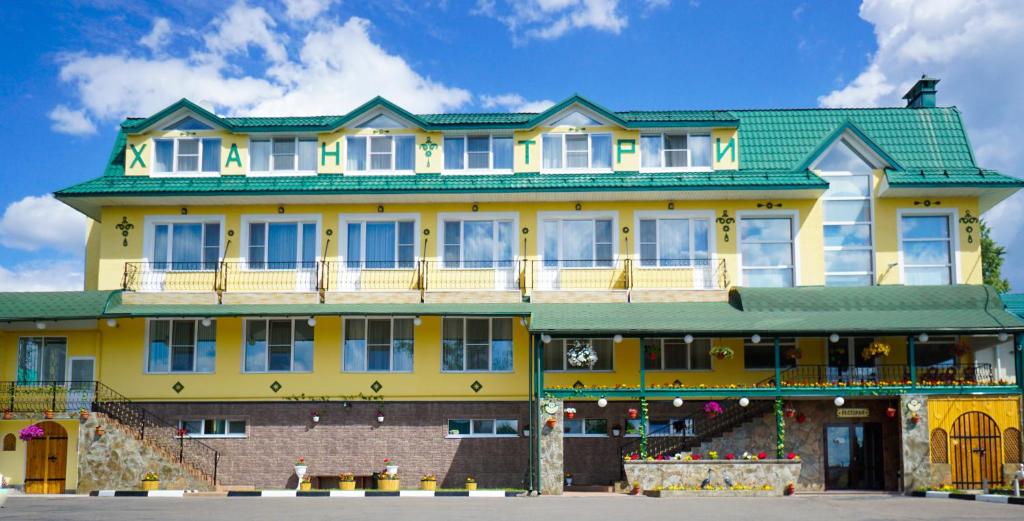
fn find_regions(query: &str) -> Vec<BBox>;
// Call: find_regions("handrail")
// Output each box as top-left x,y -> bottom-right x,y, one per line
620,399 -> 773,459
757,363 -> 995,387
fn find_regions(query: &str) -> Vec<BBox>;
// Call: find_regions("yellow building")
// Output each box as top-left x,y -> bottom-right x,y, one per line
1,77 -> 1022,494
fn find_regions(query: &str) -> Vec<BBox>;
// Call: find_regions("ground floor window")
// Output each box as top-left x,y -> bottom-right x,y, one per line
564,418 -> 608,437
447,419 -> 518,437
147,319 -> 216,373
243,319 -> 314,372
343,317 -> 413,372
178,419 -> 247,438
915,335 -> 958,367
643,338 -> 712,370
17,337 -> 66,384
441,317 -> 513,372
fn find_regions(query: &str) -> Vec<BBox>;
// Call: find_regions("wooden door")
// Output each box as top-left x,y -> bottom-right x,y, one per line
25,421 -> 67,494
950,412 -> 1001,489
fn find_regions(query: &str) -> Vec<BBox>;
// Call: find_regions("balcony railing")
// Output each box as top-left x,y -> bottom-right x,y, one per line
122,262 -> 220,292
763,363 -> 996,387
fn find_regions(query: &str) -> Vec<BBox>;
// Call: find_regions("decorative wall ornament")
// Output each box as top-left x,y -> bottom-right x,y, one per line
716,210 -> 735,242
566,340 -> 598,369
914,200 -> 942,207
959,210 -> 979,244
756,202 -> 783,209
418,136 -> 438,167
115,217 -> 134,247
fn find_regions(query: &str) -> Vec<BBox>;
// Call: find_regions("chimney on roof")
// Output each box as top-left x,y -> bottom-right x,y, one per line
903,75 -> 940,108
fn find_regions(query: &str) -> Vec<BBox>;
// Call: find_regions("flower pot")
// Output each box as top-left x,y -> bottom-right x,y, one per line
565,477 -> 573,487
886,407 -> 897,418
43,411 -> 54,419
377,478 -> 399,491
545,417 -> 557,428
627,409 -> 638,419
612,429 -> 621,437
339,481 -> 355,491
420,480 -> 436,491
141,480 -> 159,491
465,482 -> 477,491
2,411 -> 11,420
94,425 -> 106,437
299,481 -> 312,491
715,353 -> 727,360
79,411 -> 89,420
565,412 -> 576,419
705,412 -> 718,420
385,465 -> 399,477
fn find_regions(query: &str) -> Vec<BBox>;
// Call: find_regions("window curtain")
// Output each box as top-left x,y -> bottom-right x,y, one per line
297,139 -> 317,171
171,320 -> 196,371
543,221 -> 559,267
590,134 -> 612,169
395,136 -> 415,170
172,223 -> 203,270
640,135 -> 661,168
203,223 -> 220,269
201,138 -> 221,172
689,134 -> 711,167
248,223 -> 266,269
346,223 -> 362,268
365,222 -> 395,268
346,136 -> 366,171
154,224 -> 169,269
444,138 -> 465,170
154,140 -> 174,173
392,319 -> 414,372
491,319 -> 513,371
17,338 -> 41,383
367,319 -> 391,370
398,221 -> 414,268
344,319 -> 367,371
267,223 -> 298,269
442,318 -> 465,371
443,221 -> 461,267
465,318 -> 490,370
492,137 -> 513,169
268,320 -> 293,371
41,338 -> 66,382
250,140 -> 271,171
542,135 -> 562,169
301,223 -> 317,268
196,321 -> 216,372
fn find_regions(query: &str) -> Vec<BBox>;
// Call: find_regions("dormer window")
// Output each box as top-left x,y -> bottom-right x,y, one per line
162,116 -> 215,131
550,111 -> 603,127
250,137 -> 317,174
154,138 -> 221,174
541,133 -> 612,171
640,133 -> 712,169
346,135 -> 415,173
444,135 -> 513,171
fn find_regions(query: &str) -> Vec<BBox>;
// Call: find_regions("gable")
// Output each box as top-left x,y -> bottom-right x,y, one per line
355,113 -> 408,129
812,137 -> 879,173
549,111 -> 604,127
162,115 -> 215,131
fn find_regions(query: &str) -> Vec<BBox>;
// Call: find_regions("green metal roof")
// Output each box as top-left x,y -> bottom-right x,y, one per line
1003,293 -> 1024,319
885,168 -> 1024,188
0,291 -> 119,321
103,303 -> 532,317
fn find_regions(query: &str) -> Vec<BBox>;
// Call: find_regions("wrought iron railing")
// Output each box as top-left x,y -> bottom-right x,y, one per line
0,381 -> 219,486
620,399 -> 774,459
220,261 -> 320,292
122,262 -> 220,292
760,363 -> 996,387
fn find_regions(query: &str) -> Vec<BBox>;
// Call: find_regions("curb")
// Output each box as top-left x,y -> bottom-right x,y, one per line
910,490 -> 1024,505
93,490 -> 524,498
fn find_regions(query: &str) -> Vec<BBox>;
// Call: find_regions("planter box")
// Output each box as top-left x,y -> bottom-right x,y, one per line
377,479 -> 399,492
141,481 -> 159,491
624,459 -> 801,496
339,481 -> 356,491
420,481 -> 436,491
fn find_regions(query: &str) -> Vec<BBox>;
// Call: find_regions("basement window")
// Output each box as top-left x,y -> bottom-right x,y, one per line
178,419 -> 246,438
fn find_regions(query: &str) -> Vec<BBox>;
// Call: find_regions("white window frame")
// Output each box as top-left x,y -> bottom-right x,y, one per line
563,418 -> 610,437
241,318 -> 314,373
445,418 -> 519,438
344,134 -> 416,175
896,208 -> 960,285
240,214 -> 321,271
624,418 -> 694,437
143,215 -> 226,271
736,210 -> 800,287
16,336 -> 68,384
342,316 -> 415,373
440,317 -> 515,373
338,213 -> 420,269
247,136 -> 318,176
437,212 -> 519,269
442,134 -> 514,174
144,318 -> 216,374
151,137 -> 221,177
543,338 -> 615,372
643,338 -> 713,371
540,132 -> 613,173
817,138 -> 877,286
633,211 -> 715,268
538,211 -> 618,269
177,419 -> 247,439
638,132 -> 713,172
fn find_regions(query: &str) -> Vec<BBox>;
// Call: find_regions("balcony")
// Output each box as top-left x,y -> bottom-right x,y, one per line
122,258 -> 728,300
767,363 -> 1000,388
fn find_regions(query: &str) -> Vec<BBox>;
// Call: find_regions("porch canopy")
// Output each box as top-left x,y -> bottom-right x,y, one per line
528,285 -> 1024,337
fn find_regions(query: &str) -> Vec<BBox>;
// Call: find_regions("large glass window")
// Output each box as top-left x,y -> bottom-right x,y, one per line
900,214 -> 954,285
643,338 -> 711,370
541,133 -> 612,170
154,138 -> 220,174
443,135 -> 513,171
441,318 -> 513,372
343,318 -> 414,372
249,137 -> 316,173
447,419 -> 519,437
820,140 -> 875,286
344,220 -> 415,269
346,135 -> 414,172
147,319 -> 216,373
243,319 -> 314,372
543,338 -> 614,371
16,337 -> 66,384
639,133 -> 711,169
152,222 -> 221,271
638,217 -> 710,267
442,219 -> 514,268
542,218 -> 614,268
743,337 -> 797,370
915,335 -> 958,367
247,221 -> 317,270
739,216 -> 794,287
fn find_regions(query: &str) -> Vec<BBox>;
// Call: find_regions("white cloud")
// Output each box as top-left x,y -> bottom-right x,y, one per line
475,0 -> 654,43
139,17 -> 172,53
0,260 -> 84,291
282,0 -> 338,21
0,195 -> 88,253
479,93 -> 554,112
820,0 -> 1024,288
48,104 -> 96,136
52,3 -> 470,123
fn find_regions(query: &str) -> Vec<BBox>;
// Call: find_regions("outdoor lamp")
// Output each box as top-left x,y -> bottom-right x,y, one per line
683,334 -> 694,344
829,333 -> 840,343
413,316 -> 422,327
520,317 -> 528,327
597,397 -> 608,408
376,411 -> 385,423
751,334 -> 762,344
834,396 -> 845,407
307,317 -> 317,327
35,321 -> 46,330
106,318 -> 118,328
918,333 -> 929,343
739,397 -> 750,407
312,411 -> 320,423
672,397 -> 683,408
998,332 -> 1009,342
201,317 -> 212,327
541,334 -> 552,344
613,334 -> 623,344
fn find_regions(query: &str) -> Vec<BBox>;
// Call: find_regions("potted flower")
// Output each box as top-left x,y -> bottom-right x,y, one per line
796,413 -> 807,424
564,472 -> 573,487
783,406 -> 796,419
420,474 -> 437,491
708,451 -> 718,460
757,451 -> 768,460
545,417 -> 557,428
860,341 -> 891,361
384,458 -> 398,477
703,401 -> 723,419
43,409 -> 54,419
377,472 -> 399,491
630,482 -> 641,495
141,471 -> 159,491
299,476 -> 312,491
2,409 -> 11,420
886,406 -> 897,418
94,424 -> 106,437
564,407 -> 577,420
627,408 -> 639,420
710,346 -> 734,360
465,476 -> 477,491
910,412 -> 922,425
79,408 -> 89,420
611,424 -> 621,437
294,457 -> 308,490
18,424 -> 44,441
339,473 -> 356,491
725,453 -> 736,460
786,452 -> 799,460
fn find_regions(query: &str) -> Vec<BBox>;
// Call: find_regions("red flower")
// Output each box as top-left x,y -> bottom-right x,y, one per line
630,454 -> 639,460
757,451 -> 767,460
786,452 -> 797,460
725,453 -> 735,460
383,458 -> 390,463
691,454 -> 701,460
655,454 -> 665,460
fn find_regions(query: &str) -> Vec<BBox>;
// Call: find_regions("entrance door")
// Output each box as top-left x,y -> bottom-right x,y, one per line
827,338 -> 877,383
825,423 -> 884,490
950,411 -> 1002,489
24,421 -> 67,494
66,357 -> 95,412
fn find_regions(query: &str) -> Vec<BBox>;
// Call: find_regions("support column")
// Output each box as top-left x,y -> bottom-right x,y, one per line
639,337 -> 647,458
774,397 -> 785,459
1015,334 -> 1023,392
527,334 -> 535,494
538,396 -> 563,495
899,394 -> 930,492
773,337 -> 782,390
908,336 -> 917,388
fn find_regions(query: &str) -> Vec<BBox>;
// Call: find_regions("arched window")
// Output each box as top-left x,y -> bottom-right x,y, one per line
2,433 -> 15,451
1005,428 -> 1021,463
930,428 -> 948,464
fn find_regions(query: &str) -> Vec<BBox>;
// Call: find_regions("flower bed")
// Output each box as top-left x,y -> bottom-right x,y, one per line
624,459 -> 801,497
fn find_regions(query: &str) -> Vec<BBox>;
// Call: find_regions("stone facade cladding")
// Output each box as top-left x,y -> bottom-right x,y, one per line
139,401 -> 530,489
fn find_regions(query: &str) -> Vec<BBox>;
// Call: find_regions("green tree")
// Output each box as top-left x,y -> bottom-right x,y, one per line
980,220 -> 1010,293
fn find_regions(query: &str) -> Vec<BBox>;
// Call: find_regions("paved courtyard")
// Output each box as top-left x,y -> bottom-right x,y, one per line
1,494 -> 1021,521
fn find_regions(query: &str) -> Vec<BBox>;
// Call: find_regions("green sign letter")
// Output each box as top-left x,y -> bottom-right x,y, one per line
225,143 -> 242,167
322,141 -> 340,166
616,139 -> 635,164
715,137 -> 736,163
129,143 -> 147,168
518,139 -> 536,165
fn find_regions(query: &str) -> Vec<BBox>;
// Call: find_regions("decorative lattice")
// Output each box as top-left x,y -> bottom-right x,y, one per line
1005,428 -> 1021,463
930,428 -> 949,464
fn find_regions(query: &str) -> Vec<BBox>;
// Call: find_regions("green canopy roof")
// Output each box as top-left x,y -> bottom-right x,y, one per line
0,291 -> 118,321
1003,293 -> 1024,320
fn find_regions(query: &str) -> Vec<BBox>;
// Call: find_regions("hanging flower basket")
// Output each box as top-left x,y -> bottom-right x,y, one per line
860,341 -> 891,361
566,340 -> 599,369
709,346 -> 734,360
19,424 -> 44,441
703,401 -> 724,419
783,407 -> 797,419
796,413 -> 807,424
564,408 -> 577,420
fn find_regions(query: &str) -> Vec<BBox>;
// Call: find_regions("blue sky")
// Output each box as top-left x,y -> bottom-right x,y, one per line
0,0 -> 1022,290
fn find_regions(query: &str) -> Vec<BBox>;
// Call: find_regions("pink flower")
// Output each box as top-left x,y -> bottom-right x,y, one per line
691,454 -> 701,460
757,451 -> 767,460
725,453 -> 735,460
787,452 -> 798,460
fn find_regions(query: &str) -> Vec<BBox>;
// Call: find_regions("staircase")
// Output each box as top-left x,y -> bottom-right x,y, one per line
620,399 -> 774,460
